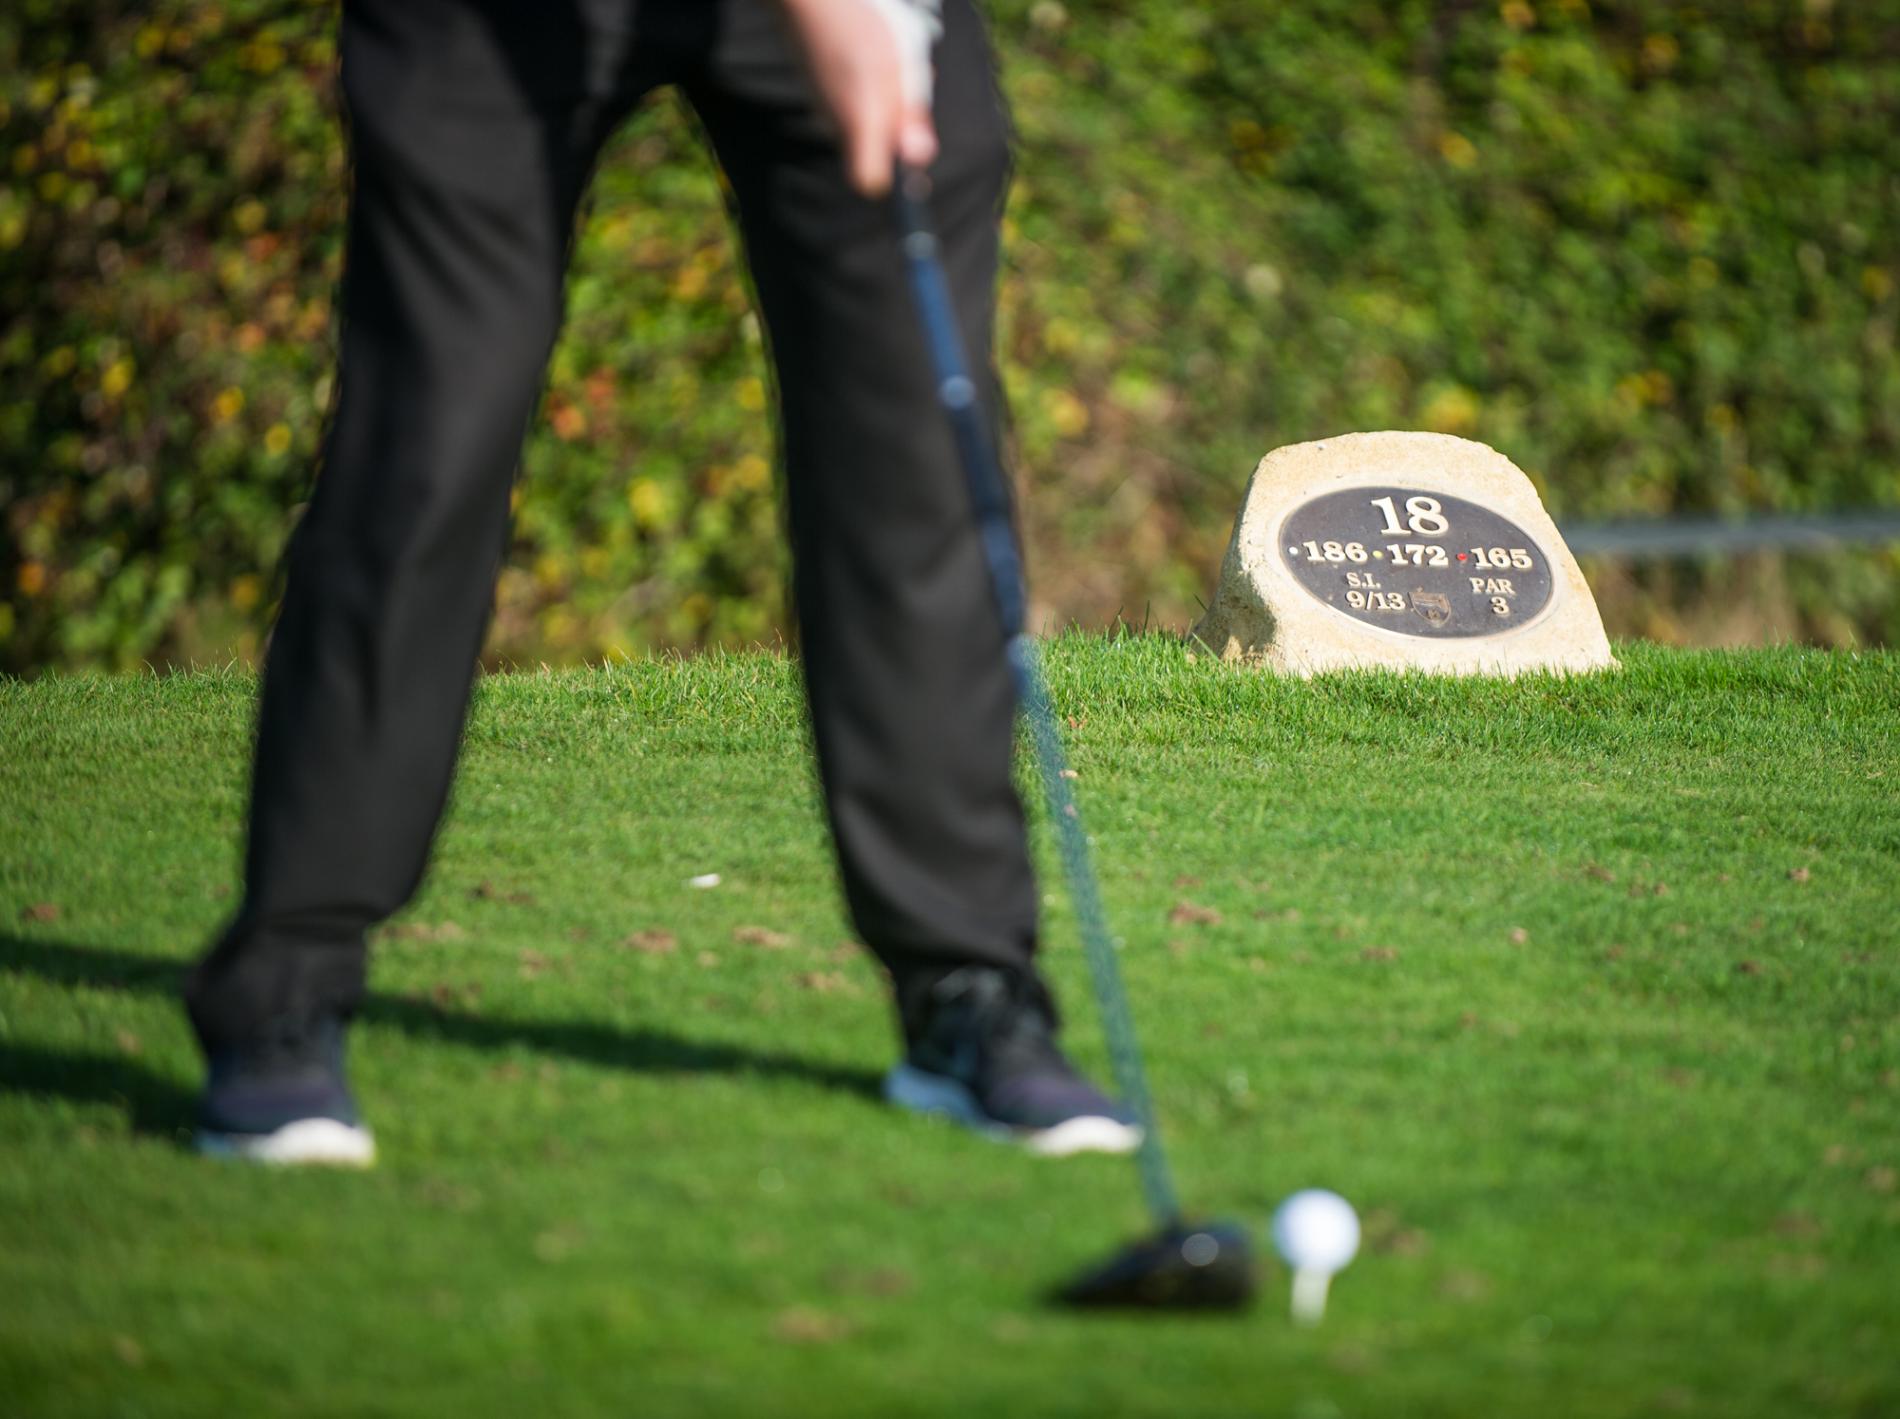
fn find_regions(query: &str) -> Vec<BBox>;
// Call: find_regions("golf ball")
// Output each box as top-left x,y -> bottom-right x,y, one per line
1271,1189 -> 1361,1273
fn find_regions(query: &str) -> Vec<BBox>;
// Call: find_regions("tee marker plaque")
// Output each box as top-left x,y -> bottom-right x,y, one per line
1193,432 -> 1614,676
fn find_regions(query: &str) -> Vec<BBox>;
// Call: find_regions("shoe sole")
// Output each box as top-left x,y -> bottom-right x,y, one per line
884,1064 -> 1142,1157
196,1119 -> 377,1168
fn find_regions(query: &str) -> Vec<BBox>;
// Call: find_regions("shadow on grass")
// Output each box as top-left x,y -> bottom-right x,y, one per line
0,935 -> 884,1124
0,1041 -> 197,1142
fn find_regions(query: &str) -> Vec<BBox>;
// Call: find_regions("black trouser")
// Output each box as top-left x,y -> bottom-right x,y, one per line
186,0 -> 1045,1048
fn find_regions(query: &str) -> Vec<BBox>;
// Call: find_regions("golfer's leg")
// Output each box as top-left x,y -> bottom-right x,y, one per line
686,0 -> 1044,1026
187,9 -> 613,1045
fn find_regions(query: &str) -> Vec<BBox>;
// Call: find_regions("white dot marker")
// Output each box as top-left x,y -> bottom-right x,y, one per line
1180,1231 -> 1221,1267
1271,1189 -> 1359,1326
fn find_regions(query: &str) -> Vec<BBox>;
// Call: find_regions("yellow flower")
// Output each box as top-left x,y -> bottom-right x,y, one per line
1438,132 -> 1479,170
733,453 -> 771,491
264,423 -> 292,456
210,387 -> 245,424
241,39 -> 286,74
100,359 -> 134,398
1421,385 -> 1481,435
1042,387 -> 1089,439
628,478 -> 668,528
1642,33 -> 1680,72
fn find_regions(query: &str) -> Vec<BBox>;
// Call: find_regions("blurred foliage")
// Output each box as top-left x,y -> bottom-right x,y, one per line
2,0 -> 1898,672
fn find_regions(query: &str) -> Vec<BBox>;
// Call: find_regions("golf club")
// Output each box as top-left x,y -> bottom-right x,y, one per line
893,164 -> 1255,1311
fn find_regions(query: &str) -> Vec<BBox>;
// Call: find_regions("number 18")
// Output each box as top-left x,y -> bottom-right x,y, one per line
1370,495 -> 1450,538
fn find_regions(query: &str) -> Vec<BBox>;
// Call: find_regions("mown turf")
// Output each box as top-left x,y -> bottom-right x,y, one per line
2,639 -> 1897,1418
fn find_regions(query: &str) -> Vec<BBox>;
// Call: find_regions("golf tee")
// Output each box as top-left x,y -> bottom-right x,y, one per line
1290,1267 -> 1333,1326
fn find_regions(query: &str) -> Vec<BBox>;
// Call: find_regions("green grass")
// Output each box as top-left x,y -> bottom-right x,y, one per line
3,638 -> 1897,1418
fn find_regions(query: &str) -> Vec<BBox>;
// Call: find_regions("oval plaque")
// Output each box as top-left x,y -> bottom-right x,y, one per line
1279,487 -> 1554,639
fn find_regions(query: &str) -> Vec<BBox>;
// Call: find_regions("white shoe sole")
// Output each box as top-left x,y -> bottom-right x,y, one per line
884,1064 -> 1142,1157
196,1118 -> 377,1168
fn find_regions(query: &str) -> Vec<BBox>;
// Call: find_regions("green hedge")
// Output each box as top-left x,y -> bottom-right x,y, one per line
4,0 -> 1898,672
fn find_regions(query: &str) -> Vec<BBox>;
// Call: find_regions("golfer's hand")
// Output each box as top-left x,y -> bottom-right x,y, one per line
779,0 -> 939,196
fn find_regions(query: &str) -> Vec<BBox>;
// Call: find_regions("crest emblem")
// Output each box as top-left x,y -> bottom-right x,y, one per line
1411,592 -> 1452,627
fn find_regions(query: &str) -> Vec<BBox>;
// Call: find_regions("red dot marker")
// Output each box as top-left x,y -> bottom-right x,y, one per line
1456,553 -> 1468,561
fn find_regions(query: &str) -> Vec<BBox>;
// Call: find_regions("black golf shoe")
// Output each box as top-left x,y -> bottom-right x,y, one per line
885,967 -> 1142,1156
195,1015 -> 375,1167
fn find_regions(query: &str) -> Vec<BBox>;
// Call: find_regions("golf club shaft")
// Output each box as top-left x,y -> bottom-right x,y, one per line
893,166 -> 1181,1227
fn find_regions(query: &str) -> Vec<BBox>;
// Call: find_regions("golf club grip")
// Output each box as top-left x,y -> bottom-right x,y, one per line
893,165 -> 1182,1227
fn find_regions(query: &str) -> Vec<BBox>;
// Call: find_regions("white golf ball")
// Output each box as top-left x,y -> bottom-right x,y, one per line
1271,1189 -> 1361,1273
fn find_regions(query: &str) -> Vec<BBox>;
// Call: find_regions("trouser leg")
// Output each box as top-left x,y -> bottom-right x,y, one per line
188,5 -> 635,1045
685,0 -> 1046,1030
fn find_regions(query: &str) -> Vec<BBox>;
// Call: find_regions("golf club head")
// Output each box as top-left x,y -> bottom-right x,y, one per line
1053,1221 -> 1257,1311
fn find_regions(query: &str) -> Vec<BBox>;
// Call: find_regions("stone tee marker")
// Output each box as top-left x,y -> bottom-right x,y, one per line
1193,432 -> 1615,676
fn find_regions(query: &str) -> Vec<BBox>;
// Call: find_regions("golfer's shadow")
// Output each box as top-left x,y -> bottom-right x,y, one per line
0,1038 -> 198,1140
0,934 -> 882,1144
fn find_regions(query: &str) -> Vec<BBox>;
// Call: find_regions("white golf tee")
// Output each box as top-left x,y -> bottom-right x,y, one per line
1290,1266 -> 1335,1326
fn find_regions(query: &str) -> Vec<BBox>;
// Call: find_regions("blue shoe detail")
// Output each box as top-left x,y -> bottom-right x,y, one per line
195,1016 -> 374,1167
887,967 -> 1141,1155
